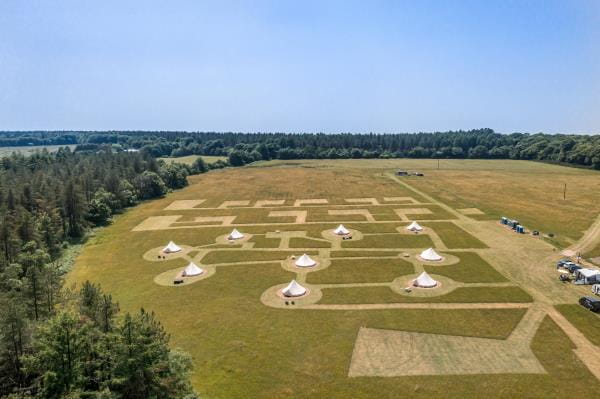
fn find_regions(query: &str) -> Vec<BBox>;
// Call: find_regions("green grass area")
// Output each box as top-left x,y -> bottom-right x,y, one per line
307,258 -> 414,284
201,250 -> 316,264
330,250 -> 399,258
319,286 -> 533,304
526,316 -> 600,397
67,161 -> 600,397
249,235 -> 281,248
344,223 -> 400,234
424,222 -> 488,249
400,160 -> 600,248
555,304 -> 600,346
159,154 -> 227,165
289,237 -> 331,248
584,243 -> 600,261
424,252 -> 507,283
342,233 -> 434,249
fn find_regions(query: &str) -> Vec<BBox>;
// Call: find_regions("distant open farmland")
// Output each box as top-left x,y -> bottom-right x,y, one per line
0,144 -> 76,157
159,154 -> 227,165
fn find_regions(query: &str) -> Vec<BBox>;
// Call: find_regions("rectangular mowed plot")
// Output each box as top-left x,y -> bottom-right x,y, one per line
307,258 -> 414,284
249,235 -> 281,248
318,286 -> 533,304
201,250 -> 316,264
424,252 -> 507,283
342,234 -> 434,248
424,222 -> 488,249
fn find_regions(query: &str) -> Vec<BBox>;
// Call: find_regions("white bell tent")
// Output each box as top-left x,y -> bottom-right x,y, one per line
334,224 -> 350,235
282,280 -> 307,297
182,262 -> 204,277
420,248 -> 442,261
406,221 -> 423,232
228,229 -> 245,240
295,254 -> 317,267
413,271 -> 438,288
163,241 -> 182,253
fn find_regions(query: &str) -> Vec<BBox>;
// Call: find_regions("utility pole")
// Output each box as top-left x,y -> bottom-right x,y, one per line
563,183 -> 567,200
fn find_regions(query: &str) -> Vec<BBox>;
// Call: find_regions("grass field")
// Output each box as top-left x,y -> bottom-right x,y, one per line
307,258 -> 414,284
319,286 -> 533,304
257,159 -> 600,248
555,304 -> 600,346
159,154 -> 227,165
424,222 -> 488,249
423,252 -> 507,283
0,144 -> 76,157
342,234 -> 434,248
67,159 -> 600,397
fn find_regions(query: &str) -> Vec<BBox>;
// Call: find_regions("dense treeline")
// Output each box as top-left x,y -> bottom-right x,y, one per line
0,132 -> 77,147
3,129 -> 600,169
0,147 -> 203,397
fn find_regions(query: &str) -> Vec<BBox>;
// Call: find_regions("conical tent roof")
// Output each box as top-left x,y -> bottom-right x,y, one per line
163,241 -> 182,253
414,271 -> 438,288
420,248 -> 442,261
406,221 -> 423,231
282,279 -> 307,297
295,254 -> 317,267
334,224 -> 350,235
228,229 -> 244,240
182,262 -> 204,277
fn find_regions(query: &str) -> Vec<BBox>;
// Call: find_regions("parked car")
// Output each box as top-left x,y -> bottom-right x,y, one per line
566,263 -> 583,273
579,296 -> 600,312
556,259 -> 570,269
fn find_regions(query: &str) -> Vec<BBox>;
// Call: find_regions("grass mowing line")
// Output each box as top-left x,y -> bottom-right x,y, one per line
200,250 -> 318,264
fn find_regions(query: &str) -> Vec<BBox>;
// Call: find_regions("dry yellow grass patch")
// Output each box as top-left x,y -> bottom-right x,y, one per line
349,308 -> 546,377
218,200 -> 251,208
458,207 -> 485,215
345,197 -> 380,205
164,200 -> 206,210
393,208 -> 433,221
328,209 -> 375,222
294,198 -> 329,206
267,210 -> 307,224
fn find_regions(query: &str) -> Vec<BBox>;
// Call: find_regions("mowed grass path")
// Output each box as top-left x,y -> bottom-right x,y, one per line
68,163 -> 600,397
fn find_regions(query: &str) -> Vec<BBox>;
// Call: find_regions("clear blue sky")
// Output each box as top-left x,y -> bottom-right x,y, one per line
1,0 -> 599,133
